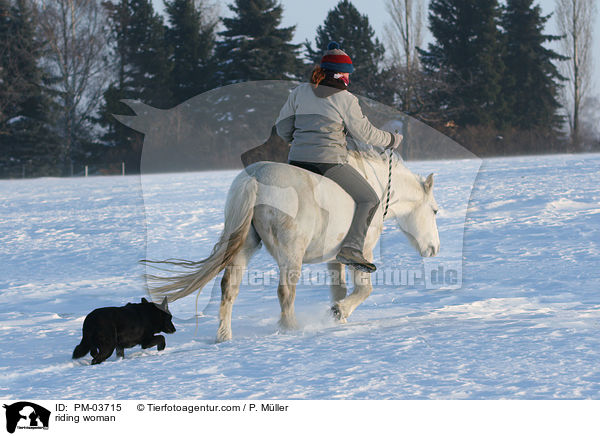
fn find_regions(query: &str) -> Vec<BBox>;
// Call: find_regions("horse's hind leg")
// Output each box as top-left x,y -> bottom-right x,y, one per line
253,207 -> 305,331
216,228 -> 260,343
277,259 -> 302,331
327,262 -> 347,303
275,237 -> 306,331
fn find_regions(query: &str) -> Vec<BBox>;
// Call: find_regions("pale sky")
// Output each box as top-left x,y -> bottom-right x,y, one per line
152,0 -> 600,98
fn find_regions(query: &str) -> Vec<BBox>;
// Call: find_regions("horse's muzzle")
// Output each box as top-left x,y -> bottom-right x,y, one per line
421,244 -> 439,257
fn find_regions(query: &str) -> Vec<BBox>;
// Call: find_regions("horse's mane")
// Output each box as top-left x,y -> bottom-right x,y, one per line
346,140 -> 420,183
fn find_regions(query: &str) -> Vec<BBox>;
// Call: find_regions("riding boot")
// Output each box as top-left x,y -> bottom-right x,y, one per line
336,246 -> 376,273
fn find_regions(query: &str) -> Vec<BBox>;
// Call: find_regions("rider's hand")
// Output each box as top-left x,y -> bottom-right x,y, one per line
387,132 -> 403,150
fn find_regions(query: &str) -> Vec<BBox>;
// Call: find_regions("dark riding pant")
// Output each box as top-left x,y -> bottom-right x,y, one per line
289,160 -> 380,252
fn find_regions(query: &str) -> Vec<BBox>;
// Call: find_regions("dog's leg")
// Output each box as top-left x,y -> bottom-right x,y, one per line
142,335 -> 166,351
89,345 -> 99,360
90,331 -> 115,364
116,345 -> 124,358
91,346 -> 113,365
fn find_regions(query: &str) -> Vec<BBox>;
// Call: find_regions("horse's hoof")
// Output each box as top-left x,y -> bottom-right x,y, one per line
330,305 -> 346,323
330,305 -> 341,319
216,329 -> 232,343
278,318 -> 299,331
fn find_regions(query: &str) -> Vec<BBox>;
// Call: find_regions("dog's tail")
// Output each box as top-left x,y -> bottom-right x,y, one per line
142,171 -> 259,302
72,337 -> 90,359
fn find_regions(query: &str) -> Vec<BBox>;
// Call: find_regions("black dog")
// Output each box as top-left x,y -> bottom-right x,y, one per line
72,297 -> 176,364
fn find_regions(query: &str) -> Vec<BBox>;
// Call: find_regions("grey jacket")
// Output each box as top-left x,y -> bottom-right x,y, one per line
275,83 -> 395,164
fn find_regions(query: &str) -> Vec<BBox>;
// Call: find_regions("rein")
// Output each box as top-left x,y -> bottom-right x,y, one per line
380,149 -> 393,220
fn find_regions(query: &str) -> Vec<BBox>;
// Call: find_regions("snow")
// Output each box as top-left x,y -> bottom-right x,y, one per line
1,153 -> 599,399
7,115 -> 26,125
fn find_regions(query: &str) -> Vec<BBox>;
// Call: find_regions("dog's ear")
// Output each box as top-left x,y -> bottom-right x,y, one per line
141,298 -> 149,303
160,297 -> 168,309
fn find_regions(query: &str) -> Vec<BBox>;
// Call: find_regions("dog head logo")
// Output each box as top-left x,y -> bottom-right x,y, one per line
3,402 -> 50,433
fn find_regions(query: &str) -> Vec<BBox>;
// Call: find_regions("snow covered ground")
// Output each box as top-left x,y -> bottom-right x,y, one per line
1,153 -> 599,399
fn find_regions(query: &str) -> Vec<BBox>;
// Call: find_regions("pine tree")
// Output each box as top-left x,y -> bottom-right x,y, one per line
0,0 -> 59,177
419,0 -> 505,128
215,0 -> 302,85
165,0 -> 216,103
96,0 -> 173,172
125,0 -> 172,107
500,0 -> 565,130
305,0 -> 386,100
96,1 -> 134,157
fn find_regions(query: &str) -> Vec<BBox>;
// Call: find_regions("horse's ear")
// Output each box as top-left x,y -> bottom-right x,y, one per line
424,173 -> 434,193
141,297 -> 148,303
161,297 -> 168,309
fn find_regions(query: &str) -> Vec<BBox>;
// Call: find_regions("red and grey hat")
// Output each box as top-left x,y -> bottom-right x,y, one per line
320,41 -> 354,73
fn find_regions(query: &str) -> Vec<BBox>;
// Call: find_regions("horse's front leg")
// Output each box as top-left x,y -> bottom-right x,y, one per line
332,251 -> 373,322
327,261 -> 347,303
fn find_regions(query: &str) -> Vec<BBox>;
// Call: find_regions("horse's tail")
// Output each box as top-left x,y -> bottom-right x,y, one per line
142,171 -> 259,302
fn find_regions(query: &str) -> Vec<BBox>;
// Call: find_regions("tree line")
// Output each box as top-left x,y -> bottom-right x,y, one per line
0,0 -> 597,177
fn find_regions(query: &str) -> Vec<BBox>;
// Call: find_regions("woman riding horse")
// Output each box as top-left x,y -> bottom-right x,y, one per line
275,41 -> 403,273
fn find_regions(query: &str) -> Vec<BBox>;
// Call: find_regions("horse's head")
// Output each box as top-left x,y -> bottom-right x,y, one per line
391,168 -> 440,257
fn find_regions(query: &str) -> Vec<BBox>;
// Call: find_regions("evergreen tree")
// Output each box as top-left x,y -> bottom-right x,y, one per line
97,0 -> 173,172
165,0 -> 216,104
419,0 -> 506,128
96,1 -> 134,158
500,0 -> 565,130
305,0 -> 386,100
123,0 -> 172,108
215,0 -> 302,85
0,0 -> 59,177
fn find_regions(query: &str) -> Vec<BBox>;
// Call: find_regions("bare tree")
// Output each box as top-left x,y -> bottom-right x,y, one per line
555,0 -> 597,149
37,0 -> 111,172
383,0 -> 425,113
579,96 -> 600,150
196,0 -> 220,30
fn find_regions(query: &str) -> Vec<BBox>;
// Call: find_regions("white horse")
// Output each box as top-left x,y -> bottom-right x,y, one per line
145,150 -> 440,342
